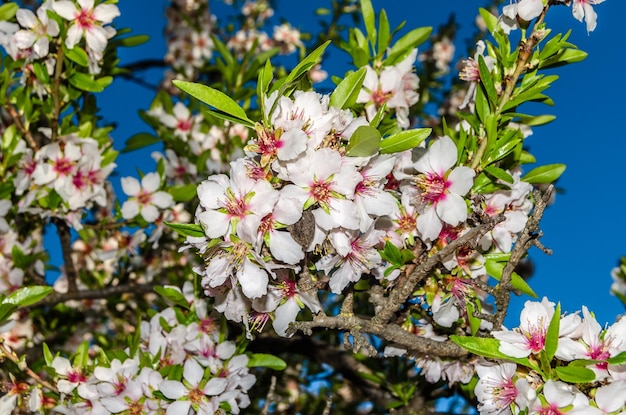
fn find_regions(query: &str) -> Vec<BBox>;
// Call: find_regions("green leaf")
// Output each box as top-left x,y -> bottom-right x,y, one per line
172,80 -> 254,126
478,55 -> 497,106
522,163 -> 566,184
608,351 -> 626,365
484,165 -> 514,184
117,34 -> 150,47
377,9 -> 390,57
380,128 -> 430,154
346,125 -> 381,157
284,41 -> 330,86
168,184 -> 198,203
539,48 -> 587,69
386,27 -> 432,65
329,67 -> 367,110
449,335 -> 536,369
154,286 -> 190,309
247,353 -> 287,370
122,133 -> 161,153
257,58 -> 273,118
360,0 -> 376,49
64,46 -> 90,67
544,302 -> 561,361
511,272 -> 538,298
369,103 -> 387,128
554,366 -> 596,383
0,3 -> 18,21
478,8 -> 498,33
69,73 -> 104,92
5,286 -> 53,307
164,222 -> 205,238
43,343 -> 54,367
0,304 -> 18,324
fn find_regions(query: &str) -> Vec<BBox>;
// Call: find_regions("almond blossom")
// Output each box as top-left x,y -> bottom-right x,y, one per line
493,297 -> 555,358
572,0 -> 605,33
121,172 -> 174,222
412,135 -> 475,242
53,0 -> 120,53
13,2 -> 59,59
475,363 -> 534,415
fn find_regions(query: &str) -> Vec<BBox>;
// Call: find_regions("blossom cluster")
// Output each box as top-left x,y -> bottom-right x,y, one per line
473,297 -> 626,414
7,284 -> 256,415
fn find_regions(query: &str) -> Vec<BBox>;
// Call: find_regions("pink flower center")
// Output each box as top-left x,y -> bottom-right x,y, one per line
416,172 -> 450,204
539,406 -> 563,415
54,157 -> 75,176
281,280 -> 297,299
459,59 -> 480,82
176,118 -> 192,132
76,8 -> 96,30
225,194 -> 248,219
137,190 -> 152,206
310,180 -> 331,204
486,377 -> 518,409
371,88 -> 391,106
67,369 -> 87,384
523,324 -> 546,353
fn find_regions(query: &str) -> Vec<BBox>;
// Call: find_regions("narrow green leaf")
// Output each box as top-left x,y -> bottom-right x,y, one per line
200,107 -> 255,129
69,73 -> 104,92
484,165 -> 514,183
75,341 -> 90,368
360,0 -> 376,49
164,222 -> 205,238
369,103 -> 387,128
5,286 -> 53,307
64,46 -> 89,67
0,3 -> 18,21
42,343 -> 54,367
168,184 -> 198,203
380,128 -> 431,154
539,49 -> 587,69
474,82 -> 489,123
511,272 -> 538,298
117,34 -> 150,47
386,27 -> 432,64
524,115 -> 556,126
522,164 -> 566,184
555,366 -> 596,383
257,58 -> 273,117
284,41 -> 331,85
478,55 -> 497,106
0,303 -> 18,324
329,67 -> 367,110
247,353 -> 287,370
346,125 -> 381,157
172,80 -> 253,125
544,302 -> 561,361
122,133 -> 161,153
377,9 -> 390,57
608,351 -> 626,365
154,286 -> 190,309
449,335 -> 536,368
478,8 -> 498,33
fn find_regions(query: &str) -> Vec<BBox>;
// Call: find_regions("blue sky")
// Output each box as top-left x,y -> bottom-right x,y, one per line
100,0 -> 626,328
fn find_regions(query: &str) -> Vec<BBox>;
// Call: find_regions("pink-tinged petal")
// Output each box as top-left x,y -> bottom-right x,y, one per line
183,359 -> 203,386
93,3 -> 120,24
416,205 -> 442,242
196,210 -> 230,239
269,231 -> 304,265
166,400 -> 191,415
121,176 -> 141,196
447,166 -> 474,195
273,299 -> 300,337
197,177 -> 228,209
203,377 -> 228,395
85,26 -> 108,52
141,205 -> 159,222
436,193 -> 467,226
77,0 -> 95,10
517,0 -> 543,21
13,31 -> 36,49
121,201 -> 139,219
429,136 -> 458,174
16,9 -> 37,29
101,397 -> 127,413
493,330 -> 531,358
53,1 -> 78,20
237,259 -> 268,299
151,191 -> 174,209
583,3 -> 598,32
65,24 -> 83,49
356,66 -> 378,103
159,380 -> 186,400
277,129 -> 307,161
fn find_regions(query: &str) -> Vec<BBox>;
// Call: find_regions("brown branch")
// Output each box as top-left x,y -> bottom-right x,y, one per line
0,343 -> 58,393
52,217 -> 78,294
490,186 -> 553,329
289,314 -> 467,358
28,282 -> 158,310
5,104 -> 38,151
373,215 -> 503,325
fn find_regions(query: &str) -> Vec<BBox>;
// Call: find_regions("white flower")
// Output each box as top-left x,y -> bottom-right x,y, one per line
413,136 -> 475,241
572,0 -> 604,33
121,172 -> 174,222
53,0 -> 120,52
14,3 -> 59,59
